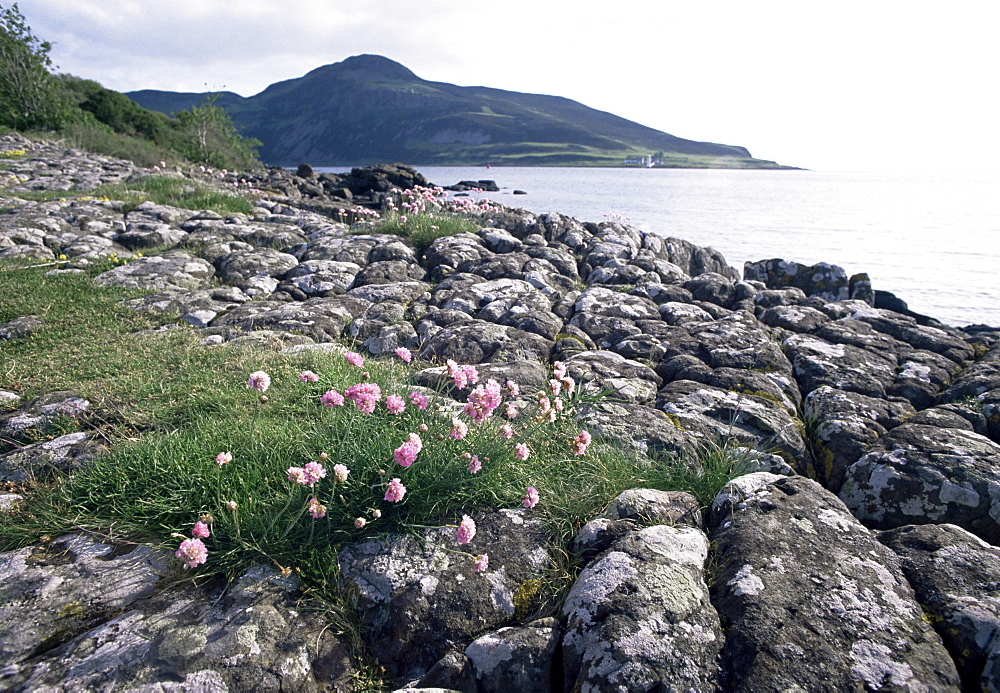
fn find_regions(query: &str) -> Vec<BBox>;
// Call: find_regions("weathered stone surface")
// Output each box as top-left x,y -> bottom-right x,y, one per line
758,303 -> 831,332
683,311 -> 792,373
211,295 -> 370,342
338,508 -> 551,682
709,474 -> 961,690
879,523 -> 1000,691
0,315 -> 43,341
419,320 -> 553,365
839,423 -> 1000,543
0,432 -> 103,482
561,524 -> 724,692
93,250 -> 215,293
575,400 -> 696,458
464,620 -> 560,693
745,258 -> 851,301
563,350 -> 661,404
0,391 -> 91,438
784,332 -> 898,397
2,562 -> 358,692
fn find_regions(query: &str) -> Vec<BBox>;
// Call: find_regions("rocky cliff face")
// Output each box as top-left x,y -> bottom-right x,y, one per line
2,133 -> 999,691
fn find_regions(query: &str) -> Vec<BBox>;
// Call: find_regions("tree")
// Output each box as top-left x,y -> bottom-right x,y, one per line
0,3 -> 63,129
175,93 -> 260,169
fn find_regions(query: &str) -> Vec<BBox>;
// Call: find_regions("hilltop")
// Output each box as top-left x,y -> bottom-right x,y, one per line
128,54 -> 792,168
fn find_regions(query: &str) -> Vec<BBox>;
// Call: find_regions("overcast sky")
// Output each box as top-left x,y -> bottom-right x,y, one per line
20,0 -> 1000,172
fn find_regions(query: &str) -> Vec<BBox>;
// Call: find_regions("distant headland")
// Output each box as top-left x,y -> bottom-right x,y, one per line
127,54 -> 796,170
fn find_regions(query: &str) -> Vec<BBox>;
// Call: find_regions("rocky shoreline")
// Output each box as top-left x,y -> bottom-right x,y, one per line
2,135 -> 1000,692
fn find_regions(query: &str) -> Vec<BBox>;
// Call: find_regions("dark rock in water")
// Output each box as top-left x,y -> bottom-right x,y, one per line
513,189 -> 527,195
295,162 -> 314,178
445,179 -> 500,192
709,474 -> 961,691
879,523 -> 1000,691
340,163 -> 428,195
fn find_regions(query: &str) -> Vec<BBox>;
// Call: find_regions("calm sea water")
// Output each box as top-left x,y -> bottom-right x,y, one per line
324,166 -> 1000,327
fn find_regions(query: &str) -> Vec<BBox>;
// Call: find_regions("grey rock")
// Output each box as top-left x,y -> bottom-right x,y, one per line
0,315 -> 43,341
879,523 -> 1000,691
562,524 -> 724,692
0,391 -> 91,438
211,295 -> 370,342
709,474 -> 961,691
93,251 -> 215,293
840,423 -> 1000,543
419,320 -> 553,365
564,350 -> 662,405
784,332 -> 898,398
0,432 -> 103,482
464,621 -> 560,693
745,258 -> 851,301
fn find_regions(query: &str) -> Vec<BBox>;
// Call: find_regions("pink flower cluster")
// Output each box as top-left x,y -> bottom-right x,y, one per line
570,430 -> 592,456
191,521 -> 210,538
394,432 -> 423,467
384,477 -> 407,502
523,486 -> 540,509
468,455 -> 482,474
332,463 -> 350,482
446,359 -> 479,390
456,515 -> 477,544
320,389 -> 345,407
473,554 -> 489,572
247,370 -> 271,392
175,538 -> 208,569
450,417 -> 469,441
308,498 -> 327,518
409,392 -> 429,410
514,443 -> 531,461
394,347 -> 412,363
344,382 -> 382,414
287,461 -> 327,486
299,370 -> 320,382
344,351 -> 364,368
215,451 -> 232,466
463,379 -> 503,423
385,394 -> 405,414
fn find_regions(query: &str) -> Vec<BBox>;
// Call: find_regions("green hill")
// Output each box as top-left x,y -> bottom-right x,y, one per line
128,55 -> 791,168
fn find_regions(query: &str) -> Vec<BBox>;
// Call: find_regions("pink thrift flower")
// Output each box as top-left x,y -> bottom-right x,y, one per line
523,486 -> 540,509
308,498 -> 327,519
344,351 -> 364,368
549,378 -> 563,397
450,417 -> 469,441
474,554 -> 489,572
299,370 -> 320,382
175,538 -> 208,569
505,380 -> 520,398
505,403 -> 519,419
320,389 -> 345,407
463,379 -> 503,424
385,394 -> 406,414
553,361 -> 567,379
355,517 -> 367,528
499,424 -> 514,440
247,370 -> 271,392
332,463 -> 350,483
345,382 -> 382,414
303,461 -> 327,486
468,455 -> 482,474
384,477 -> 407,503
560,376 -> 576,396
191,521 -> 210,538
514,443 -> 531,461
571,429 -> 592,456
409,392 -> 430,411
446,360 -> 480,390
287,466 -> 307,485
394,347 -> 413,363
418,423 -> 428,432
215,451 -> 232,466
456,514 -> 477,544
225,500 -> 238,512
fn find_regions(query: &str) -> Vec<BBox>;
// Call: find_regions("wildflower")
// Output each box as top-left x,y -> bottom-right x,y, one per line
550,378 -> 563,397
191,521 -> 210,538
571,430 -> 592,456
395,347 -> 413,363
303,461 -> 327,486
505,380 -> 520,398
308,498 -> 327,519
385,394 -> 406,414
514,443 -> 531,461
345,382 -> 382,414
446,359 -> 479,390
499,424 -> 514,440
371,508 -> 382,518
456,515 -> 477,544
175,537 -> 208,569
355,517 -> 367,528
450,417 -> 469,441
332,463 -> 350,483
394,432 -> 423,467
344,351 -> 364,368
553,361 -> 567,379
384,478 -> 407,503
560,376 -> 576,396
410,392 -> 430,411
474,554 -> 489,572
247,371 -> 271,392
468,455 -> 482,474
299,370 -> 320,382
523,486 -> 540,509
418,423 -> 428,432
286,466 -> 307,485
319,452 -> 329,460
320,389 -> 345,407
464,380 -> 503,424
505,402 -> 519,419
215,451 -> 232,466
225,500 -> 238,512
